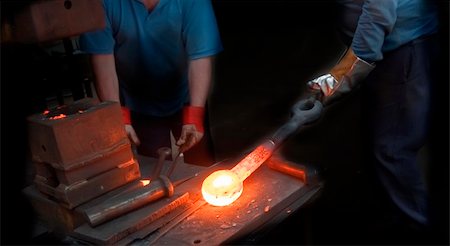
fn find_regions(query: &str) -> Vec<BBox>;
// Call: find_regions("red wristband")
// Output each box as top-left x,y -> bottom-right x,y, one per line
121,106 -> 131,125
182,106 -> 205,133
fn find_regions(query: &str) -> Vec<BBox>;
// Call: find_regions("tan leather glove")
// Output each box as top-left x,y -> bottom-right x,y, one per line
308,48 -> 375,105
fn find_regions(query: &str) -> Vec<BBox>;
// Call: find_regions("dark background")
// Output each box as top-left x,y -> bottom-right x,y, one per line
209,1 -> 449,245
1,0 -> 448,244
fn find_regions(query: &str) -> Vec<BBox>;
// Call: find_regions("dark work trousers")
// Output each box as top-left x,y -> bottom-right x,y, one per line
130,108 -> 216,166
362,35 -> 439,227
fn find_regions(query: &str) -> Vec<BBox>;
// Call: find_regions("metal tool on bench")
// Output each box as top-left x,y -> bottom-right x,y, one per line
152,146 -> 185,181
262,93 -> 322,183
266,157 -> 319,185
167,151 -> 184,178
151,147 -> 172,181
201,97 -> 323,206
84,175 -> 175,227
84,146 -> 188,227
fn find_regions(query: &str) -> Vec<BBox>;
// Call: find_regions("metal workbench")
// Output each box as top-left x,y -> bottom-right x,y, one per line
27,153 -> 322,245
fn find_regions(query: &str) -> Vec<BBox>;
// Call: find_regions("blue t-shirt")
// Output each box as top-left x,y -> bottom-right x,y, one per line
337,0 -> 439,62
80,0 -> 223,116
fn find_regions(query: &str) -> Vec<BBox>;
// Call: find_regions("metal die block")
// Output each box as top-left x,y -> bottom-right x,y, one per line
34,162 -> 59,188
34,159 -> 141,209
27,99 -> 128,170
23,185 -> 85,233
55,141 -> 134,185
9,0 -> 105,43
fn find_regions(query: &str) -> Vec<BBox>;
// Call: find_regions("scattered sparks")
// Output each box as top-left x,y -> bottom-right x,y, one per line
220,224 -> 232,229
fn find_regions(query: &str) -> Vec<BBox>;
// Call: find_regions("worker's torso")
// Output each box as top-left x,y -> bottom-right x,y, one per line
99,0 -> 222,116
337,0 -> 439,61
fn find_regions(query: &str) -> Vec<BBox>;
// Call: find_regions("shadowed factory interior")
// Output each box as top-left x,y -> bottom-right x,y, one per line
1,0 -> 449,245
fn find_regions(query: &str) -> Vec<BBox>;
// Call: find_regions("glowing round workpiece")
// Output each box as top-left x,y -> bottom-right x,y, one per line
201,170 -> 243,206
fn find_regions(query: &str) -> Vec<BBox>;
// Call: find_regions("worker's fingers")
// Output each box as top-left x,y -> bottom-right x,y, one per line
125,124 -> 141,146
180,132 -> 203,153
176,127 -> 188,146
177,124 -> 204,152
185,132 -> 201,150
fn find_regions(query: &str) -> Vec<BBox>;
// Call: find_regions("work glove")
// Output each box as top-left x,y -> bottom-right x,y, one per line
176,106 -> 205,153
121,106 -> 140,146
307,48 -> 375,105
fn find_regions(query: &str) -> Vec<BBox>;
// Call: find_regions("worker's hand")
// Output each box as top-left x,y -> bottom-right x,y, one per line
121,106 -> 140,146
176,124 -> 204,153
307,48 -> 375,105
125,124 -> 140,146
176,106 -> 205,153
307,74 -> 337,98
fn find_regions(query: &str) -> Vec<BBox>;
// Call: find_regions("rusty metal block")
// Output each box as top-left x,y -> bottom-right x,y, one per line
7,0 -> 105,44
35,159 -> 141,209
34,161 -> 56,180
23,185 -> 85,233
34,141 -> 134,185
55,141 -> 134,185
27,98 -> 129,171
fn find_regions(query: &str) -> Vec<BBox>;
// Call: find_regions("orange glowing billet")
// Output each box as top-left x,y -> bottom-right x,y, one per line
202,170 -> 243,206
201,140 -> 275,206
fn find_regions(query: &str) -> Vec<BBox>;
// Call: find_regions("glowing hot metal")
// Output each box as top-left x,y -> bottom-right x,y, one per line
140,179 -> 151,186
201,141 -> 275,206
201,98 -> 323,206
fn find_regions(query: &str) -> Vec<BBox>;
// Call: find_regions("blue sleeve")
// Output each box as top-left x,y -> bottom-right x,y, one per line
79,1 -> 115,54
181,0 -> 223,60
351,0 -> 398,62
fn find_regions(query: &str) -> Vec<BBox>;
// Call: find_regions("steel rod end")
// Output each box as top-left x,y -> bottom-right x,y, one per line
158,175 -> 174,197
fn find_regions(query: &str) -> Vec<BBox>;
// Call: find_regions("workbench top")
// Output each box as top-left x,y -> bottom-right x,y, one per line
146,156 -> 322,245
135,154 -> 321,245
64,154 -> 322,245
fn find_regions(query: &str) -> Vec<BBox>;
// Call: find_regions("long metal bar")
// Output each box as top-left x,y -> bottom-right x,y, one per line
84,176 -> 174,227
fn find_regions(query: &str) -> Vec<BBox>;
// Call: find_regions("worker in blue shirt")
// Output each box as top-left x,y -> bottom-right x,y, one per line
307,0 -> 439,239
80,0 -> 223,165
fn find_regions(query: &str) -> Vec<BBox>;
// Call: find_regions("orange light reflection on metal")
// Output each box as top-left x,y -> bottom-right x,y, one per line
201,141 -> 275,206
49,114 -> 67,120
230,142 -> 274,181
140,179 -> 151,186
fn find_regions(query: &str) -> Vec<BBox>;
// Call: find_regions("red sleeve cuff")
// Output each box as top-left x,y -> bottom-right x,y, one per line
182,106 -> 205,133
121,106 -> 131,125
